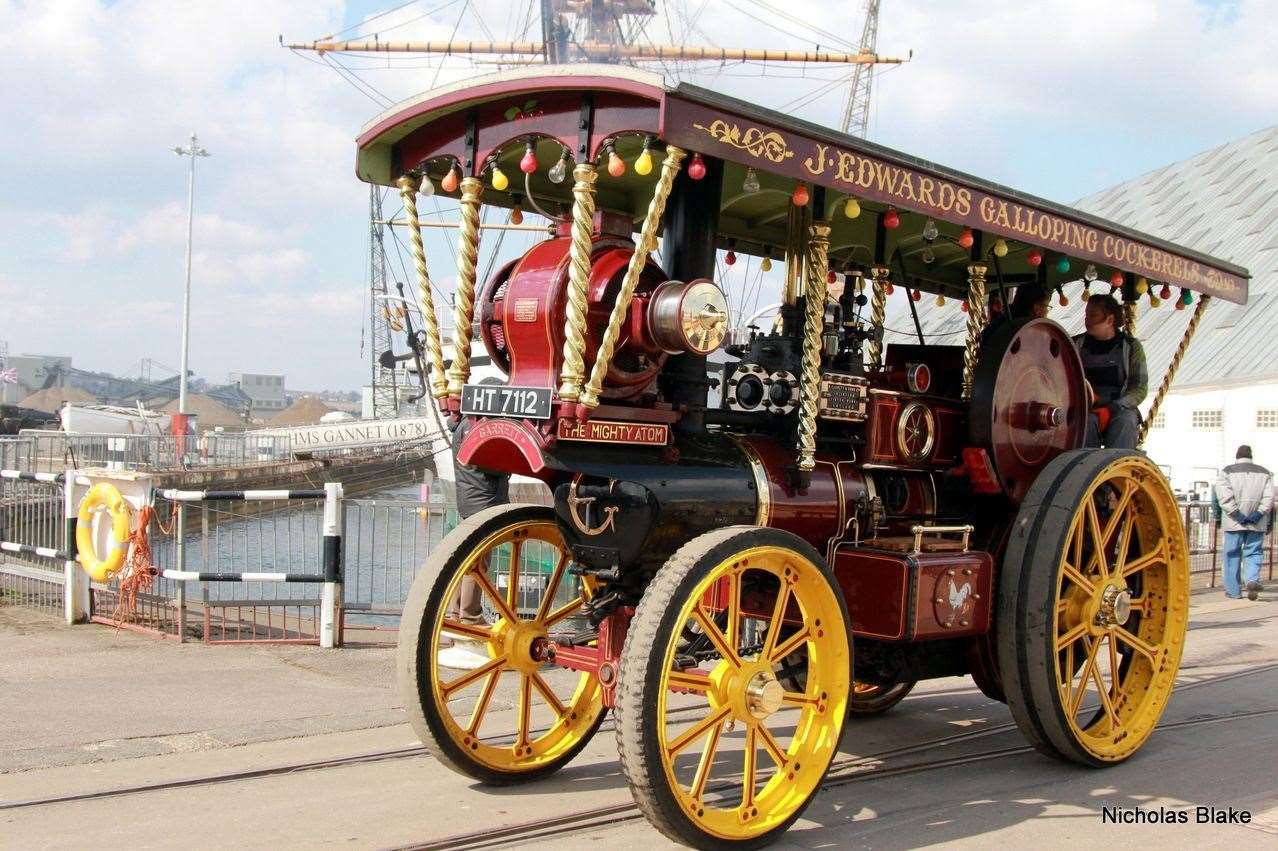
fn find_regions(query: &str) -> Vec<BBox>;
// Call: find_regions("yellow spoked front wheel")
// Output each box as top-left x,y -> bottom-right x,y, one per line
397,504 -> 605,784
998,449 -> 1190,766
617,526 -> 851,849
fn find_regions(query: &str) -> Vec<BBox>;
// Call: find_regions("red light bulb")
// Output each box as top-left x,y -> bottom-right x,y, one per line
960,301 -> 969,313
1159,284 -> 1171,300
441,167 -> 459,193
519,145 -> 538,174
827,269 -> 837,284
1110,270 -> 1125,287
607,147 -> 625,177
885,282 -> 895,295
1058,291 -> 1069,307
725,250 -> 736,266
911,289 -> 921,302
957,227 -> 974,249
1027,248 -> 1043,267
687,153 -> 706,180
883,208 -> 900,229
792,183 -> 810,206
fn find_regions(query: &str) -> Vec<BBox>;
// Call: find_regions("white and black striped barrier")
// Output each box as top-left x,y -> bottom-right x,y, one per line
162,570 -> 327,583
0,470 -> 65,483
0,541 -> 73,561
159,482 -> 345,648
0,467 -> 84,624
160,488 -> 326,501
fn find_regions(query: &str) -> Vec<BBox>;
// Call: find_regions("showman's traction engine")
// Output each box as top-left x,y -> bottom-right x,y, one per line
355,67 -> 1245,849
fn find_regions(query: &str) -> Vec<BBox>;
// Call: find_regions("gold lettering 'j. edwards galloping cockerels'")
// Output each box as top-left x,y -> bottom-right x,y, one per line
350,66 -> 1249,849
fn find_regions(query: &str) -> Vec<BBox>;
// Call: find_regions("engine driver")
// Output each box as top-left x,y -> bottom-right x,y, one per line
1074,293 -> 1147,449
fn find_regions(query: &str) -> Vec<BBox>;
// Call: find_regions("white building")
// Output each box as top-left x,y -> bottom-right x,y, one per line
1140,380 -> 1278,499
227,372 -> 287,419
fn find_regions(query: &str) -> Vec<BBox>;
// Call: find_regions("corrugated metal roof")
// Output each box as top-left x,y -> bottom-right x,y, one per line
909,123 -> 1278,389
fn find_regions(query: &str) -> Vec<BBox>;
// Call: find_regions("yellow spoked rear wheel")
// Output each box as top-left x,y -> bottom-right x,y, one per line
617,526 -> 850,849
998,450 -> 1189,766
397,504 -> 605,784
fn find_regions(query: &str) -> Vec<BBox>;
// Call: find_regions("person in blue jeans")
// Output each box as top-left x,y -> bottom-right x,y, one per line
1214,445 -> 1273,600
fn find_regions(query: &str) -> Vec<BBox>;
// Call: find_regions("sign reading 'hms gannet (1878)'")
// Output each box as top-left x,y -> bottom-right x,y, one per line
664,99 -> 1247,304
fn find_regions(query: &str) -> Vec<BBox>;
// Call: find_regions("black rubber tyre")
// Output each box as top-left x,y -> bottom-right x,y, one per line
397,503 -> 606,785
615,525 -> 852,850
997,449 -> 1189,767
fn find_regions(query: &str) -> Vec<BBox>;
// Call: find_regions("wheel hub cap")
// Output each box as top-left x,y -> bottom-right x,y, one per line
1098,585 -> 1132,626
744,671 -> 784,720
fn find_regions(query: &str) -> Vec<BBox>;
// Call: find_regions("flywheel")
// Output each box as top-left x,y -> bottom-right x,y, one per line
969,318 -> 1087,503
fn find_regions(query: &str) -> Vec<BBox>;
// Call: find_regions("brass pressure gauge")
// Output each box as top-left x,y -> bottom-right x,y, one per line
648,279 -> 729,355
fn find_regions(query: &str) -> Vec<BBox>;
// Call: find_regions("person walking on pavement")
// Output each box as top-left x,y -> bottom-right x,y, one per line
437,413 -> 511,669
1214,445 -> 1273,601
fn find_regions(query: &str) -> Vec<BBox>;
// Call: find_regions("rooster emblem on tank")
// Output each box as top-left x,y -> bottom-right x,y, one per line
933,572 -> 976,629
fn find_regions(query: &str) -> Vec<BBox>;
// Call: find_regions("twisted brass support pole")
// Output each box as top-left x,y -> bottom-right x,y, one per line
783,203 -> 811,307
1138,294 -> 1210,446
396,174 -> 447,399
866,265 -> 890,370
445,176 -> 484,399
961,263 -> 989,400
798,221 -> 831,473
557,163 -> 598,404
580,146 -> 686,411
1123,299 -> 1138,338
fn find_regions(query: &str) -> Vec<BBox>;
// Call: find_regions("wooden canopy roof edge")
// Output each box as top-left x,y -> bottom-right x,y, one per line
355,65 -> 1250,305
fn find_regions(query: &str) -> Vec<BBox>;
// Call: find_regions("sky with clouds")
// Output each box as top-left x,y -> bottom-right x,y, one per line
1,0 -> 1274,391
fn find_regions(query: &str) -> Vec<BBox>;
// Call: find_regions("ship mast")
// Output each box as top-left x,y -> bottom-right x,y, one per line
841,0 -> 882,137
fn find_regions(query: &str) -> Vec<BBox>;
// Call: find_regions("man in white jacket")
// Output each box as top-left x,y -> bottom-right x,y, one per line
1214,445 -> 1273,600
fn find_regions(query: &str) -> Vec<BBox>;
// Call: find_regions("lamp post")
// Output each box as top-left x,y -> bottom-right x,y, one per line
172,133 -> 210,419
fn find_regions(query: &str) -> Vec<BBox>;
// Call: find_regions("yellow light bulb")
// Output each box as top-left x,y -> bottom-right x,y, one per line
935,293 -> 946,307
491,166 -> 509,191
992,238 -> 1009,258
635,148 -> 653,175
760,256 -> 773,272
1136,277 -> 1149,295
844,197 -> 861,218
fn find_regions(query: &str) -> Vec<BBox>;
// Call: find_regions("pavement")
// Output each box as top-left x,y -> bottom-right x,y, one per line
1,586 -> 1276,850
0,609 -> 400,773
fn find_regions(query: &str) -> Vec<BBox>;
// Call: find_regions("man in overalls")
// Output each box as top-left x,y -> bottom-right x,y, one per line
1073,293 -> 1148,449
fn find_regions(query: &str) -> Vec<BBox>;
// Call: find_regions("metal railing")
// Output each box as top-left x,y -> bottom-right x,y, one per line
0,469 -> 82,620
1,431 -> 296,473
